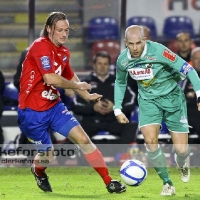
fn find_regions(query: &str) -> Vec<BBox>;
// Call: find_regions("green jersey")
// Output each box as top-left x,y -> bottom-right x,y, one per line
114,41 -> 200,110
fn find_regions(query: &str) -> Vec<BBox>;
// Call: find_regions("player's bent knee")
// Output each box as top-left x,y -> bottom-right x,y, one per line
77,135 -> 91,145
144,138 -> 158,145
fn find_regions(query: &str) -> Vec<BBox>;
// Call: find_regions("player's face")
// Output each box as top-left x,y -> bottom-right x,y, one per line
192,50 -> 200,72
125,35 -> 146,58
177,33 -> 191,53
93,57 -> 110,78
48,19 -> 70,47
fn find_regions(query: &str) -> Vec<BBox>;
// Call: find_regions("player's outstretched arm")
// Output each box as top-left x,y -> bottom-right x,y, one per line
43,73 -> 102,102
43,73 -> 91,90
116,112 -> 129,124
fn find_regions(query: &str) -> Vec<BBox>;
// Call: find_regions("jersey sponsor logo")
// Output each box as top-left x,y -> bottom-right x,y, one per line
145,56 -> 156,61
180,62 -> 193,76
128,68 -> 153,80
40,56 -> 51,70
42,89 -> 59,100
162,49 -> 176,62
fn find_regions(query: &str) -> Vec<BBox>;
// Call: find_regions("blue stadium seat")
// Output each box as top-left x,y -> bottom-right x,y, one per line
127,16 -> 157,39
163,16 -> 195,39
2,82 -> 18,111
87,16 -> 120,42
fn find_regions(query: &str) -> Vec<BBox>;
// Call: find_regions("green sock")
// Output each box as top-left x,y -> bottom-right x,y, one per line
175,145 -> 190,168
146,146 -> 173,186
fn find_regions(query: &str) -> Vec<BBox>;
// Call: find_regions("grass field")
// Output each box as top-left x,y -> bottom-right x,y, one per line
0,166 -> 200,200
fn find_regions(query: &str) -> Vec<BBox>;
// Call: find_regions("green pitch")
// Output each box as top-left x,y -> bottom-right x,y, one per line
0,166 -> 200,200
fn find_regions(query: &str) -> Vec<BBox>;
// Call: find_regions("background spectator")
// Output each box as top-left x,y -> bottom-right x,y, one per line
13,48 -> 29,91
141,25 -> 151,40
71,51 -> 138,145
176,31 -> 193,63
182,47 -> 200,143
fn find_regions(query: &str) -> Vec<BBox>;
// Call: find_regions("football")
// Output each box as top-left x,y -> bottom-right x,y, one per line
120,159 -> 147,186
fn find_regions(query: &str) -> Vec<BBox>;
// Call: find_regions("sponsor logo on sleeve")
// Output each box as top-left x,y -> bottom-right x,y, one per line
40,56 -> 51,70
180,62 -> 193,75
162,49 -> 176,62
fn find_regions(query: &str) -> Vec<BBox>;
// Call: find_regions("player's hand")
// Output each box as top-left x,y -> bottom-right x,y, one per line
77,82 -> 92,91
116,112 -> 129,124
86,93 -> 102,102
198,102 -> 200,111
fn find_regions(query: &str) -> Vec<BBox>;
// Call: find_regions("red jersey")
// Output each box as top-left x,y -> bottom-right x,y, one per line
18,37 -> 74,111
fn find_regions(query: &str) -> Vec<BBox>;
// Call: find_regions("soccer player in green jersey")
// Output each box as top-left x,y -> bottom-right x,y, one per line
114,25 -> 200,196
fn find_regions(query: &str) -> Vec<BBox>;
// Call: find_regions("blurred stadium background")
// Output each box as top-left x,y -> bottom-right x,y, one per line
1,0 -> 200,77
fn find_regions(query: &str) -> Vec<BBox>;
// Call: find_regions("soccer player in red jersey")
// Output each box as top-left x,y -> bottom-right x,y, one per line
17,11 -> 126,193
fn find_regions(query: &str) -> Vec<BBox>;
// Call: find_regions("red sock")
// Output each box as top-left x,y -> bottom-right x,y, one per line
33,158 -> 47,176
84,148 -> 112,185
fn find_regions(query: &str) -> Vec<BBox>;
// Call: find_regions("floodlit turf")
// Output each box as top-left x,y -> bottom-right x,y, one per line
0,166 -> 200,200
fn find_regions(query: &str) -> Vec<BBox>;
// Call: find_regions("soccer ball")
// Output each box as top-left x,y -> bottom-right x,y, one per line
120,159 -> 147,186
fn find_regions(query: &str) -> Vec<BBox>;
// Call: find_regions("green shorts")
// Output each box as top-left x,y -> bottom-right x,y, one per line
138,86 -> 189,133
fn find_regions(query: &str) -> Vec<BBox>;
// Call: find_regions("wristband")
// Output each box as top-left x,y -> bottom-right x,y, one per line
114,109 -> 122,116
196,90 -> 200,103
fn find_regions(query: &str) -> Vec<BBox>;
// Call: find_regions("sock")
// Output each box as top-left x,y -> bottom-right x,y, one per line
175,144 -> 190,168
84,148 -> 112,185
33,158 -> 47,176
146,146 -> 173,186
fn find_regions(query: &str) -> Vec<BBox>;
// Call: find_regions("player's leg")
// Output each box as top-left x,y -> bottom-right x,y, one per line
31,147 -> 54,192
141,125 -> 174,185
139,97 -> 175,196
165,87 -> 190,183
170,131 -> 190,182
59,124 -> 125,193
53,102 -> 126,193
18,107 -> 54,192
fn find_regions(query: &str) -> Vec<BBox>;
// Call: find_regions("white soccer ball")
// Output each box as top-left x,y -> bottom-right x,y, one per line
120,159 -> 147,186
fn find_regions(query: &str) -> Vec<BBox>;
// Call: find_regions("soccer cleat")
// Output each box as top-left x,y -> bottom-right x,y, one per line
106,180 -> 126,193
174,154 -> 190,183
31,164 -> 52,192
160,183 -> 176,196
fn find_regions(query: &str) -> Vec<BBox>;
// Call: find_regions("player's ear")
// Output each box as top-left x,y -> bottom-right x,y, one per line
46,25 -> 51,33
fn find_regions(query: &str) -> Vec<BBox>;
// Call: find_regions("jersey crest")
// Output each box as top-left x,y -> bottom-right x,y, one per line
40,56 -> 51,70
